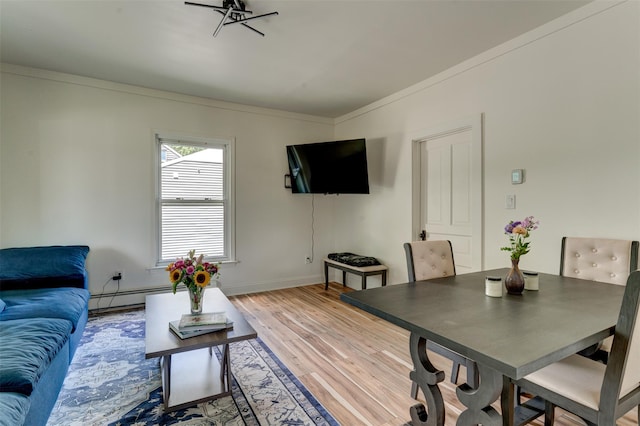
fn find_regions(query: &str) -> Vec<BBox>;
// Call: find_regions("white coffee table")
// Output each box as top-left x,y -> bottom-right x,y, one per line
145,288 -> 257,412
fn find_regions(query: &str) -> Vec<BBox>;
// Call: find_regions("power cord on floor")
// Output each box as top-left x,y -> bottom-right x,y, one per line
95,277 -> 120,312
310,194 -> 315,262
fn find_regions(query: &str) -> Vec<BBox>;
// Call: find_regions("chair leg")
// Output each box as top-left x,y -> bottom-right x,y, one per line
501,379 -> 516,426
594,349 -> 609,364
544,400 -> 555,426
451,361 -> 461,384
411,379 -> 418,399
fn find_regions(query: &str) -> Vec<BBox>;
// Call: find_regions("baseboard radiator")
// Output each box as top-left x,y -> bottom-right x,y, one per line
90,285 -> 175,314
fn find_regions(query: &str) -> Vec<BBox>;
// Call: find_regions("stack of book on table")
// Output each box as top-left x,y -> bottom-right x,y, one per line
169,311 -> 233,339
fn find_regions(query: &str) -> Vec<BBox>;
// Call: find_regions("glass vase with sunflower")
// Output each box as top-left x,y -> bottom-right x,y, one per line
166,249 -> 220,314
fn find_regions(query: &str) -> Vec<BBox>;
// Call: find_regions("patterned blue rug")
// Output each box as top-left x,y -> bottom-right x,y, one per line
48,310 -> 339,425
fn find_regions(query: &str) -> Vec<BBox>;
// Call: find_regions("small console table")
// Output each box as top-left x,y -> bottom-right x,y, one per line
324,258 -> 388,290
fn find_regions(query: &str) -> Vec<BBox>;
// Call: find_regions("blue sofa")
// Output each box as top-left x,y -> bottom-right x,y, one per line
0,246 -> 90,426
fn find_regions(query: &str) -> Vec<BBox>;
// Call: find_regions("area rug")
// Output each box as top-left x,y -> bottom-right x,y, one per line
47,310 -> 339,426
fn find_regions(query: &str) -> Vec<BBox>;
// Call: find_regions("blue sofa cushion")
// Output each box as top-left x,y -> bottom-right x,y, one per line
0,245 -> 89,290
0,288 -> 90,332
0,392 -> 30,426
0,298 -> 5,312
0,318 -> 72,395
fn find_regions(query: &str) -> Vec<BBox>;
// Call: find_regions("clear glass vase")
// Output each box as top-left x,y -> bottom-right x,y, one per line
188,287 -> 205,314
505,258 -> 525,295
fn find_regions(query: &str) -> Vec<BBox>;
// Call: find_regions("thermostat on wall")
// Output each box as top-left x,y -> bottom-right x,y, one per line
511,169 -> 524,184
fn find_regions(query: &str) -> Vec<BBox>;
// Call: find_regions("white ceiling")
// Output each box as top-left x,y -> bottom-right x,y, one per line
1,0 -> 590,118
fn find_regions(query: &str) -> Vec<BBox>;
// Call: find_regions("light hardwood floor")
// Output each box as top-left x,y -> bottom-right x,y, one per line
229,282 -> 638,426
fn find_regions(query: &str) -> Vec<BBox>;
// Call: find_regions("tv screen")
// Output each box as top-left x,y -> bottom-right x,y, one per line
286,138 -> 370,194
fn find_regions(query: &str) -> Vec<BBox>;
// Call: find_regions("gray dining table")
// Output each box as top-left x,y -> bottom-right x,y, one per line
340,268 -> 626,426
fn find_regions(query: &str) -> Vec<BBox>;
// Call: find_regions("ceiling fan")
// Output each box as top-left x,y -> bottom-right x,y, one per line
185,0 -> 279,37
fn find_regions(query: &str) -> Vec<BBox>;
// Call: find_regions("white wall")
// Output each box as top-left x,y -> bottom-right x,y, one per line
0,65 -> 335,306
2,1 -> 639,302
333,1 -> 640,286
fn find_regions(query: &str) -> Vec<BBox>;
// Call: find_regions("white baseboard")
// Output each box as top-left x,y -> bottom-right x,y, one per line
89,274 -> 324,312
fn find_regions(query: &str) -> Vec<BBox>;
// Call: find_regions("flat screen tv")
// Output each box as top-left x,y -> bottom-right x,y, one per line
286,138 -> 370,194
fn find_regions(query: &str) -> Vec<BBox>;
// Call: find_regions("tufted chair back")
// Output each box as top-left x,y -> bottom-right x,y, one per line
404,240 -> 456,282
560,237 -> 639,286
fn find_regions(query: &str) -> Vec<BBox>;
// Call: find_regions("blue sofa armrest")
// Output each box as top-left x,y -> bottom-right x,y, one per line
0,246 -> 89,290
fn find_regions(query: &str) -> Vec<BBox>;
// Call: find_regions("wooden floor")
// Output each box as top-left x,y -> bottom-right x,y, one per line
230,282 -> 638,426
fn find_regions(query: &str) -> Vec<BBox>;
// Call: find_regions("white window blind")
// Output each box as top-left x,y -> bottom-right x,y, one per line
156,134 -> 234,264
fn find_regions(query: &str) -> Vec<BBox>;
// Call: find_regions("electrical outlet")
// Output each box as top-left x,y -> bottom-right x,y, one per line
112,270 -> 123,281
305,256 -> 312,264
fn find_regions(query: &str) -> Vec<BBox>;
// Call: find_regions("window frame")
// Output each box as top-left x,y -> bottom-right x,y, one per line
154,132 -> 235,266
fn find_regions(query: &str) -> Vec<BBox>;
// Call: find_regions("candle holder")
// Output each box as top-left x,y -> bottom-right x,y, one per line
524,271 -> 539,290
485,276 -> 503,297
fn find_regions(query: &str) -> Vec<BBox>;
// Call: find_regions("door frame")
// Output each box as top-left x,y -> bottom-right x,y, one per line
410,114 -> 484,272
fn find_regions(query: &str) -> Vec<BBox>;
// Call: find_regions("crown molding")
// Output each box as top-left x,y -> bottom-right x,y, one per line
0,62 -> 334,126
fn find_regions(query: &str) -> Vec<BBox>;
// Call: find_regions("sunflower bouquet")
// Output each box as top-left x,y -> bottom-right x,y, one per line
166,249 -> 220,299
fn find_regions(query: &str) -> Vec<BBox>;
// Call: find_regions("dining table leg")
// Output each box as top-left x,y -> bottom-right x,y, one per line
409,332 -> 446,426
455,363 -> 503,426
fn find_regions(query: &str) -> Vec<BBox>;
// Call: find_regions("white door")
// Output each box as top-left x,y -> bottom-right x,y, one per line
411,115 -> 483,273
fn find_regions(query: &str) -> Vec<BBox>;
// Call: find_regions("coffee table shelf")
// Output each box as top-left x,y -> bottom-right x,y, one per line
160,347 -> 231,411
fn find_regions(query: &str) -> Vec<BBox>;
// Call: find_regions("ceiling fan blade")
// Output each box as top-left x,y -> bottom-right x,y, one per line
239,23 -> 265,37
185,2 -> 226,12
223,11 -> 278,26
186,1 -> 252,14
213,7 -> 234,37
204,2 -> 277,37
214,8 -> 267,36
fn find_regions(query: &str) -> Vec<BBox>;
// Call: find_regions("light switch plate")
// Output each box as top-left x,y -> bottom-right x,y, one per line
506,194 -> 516,209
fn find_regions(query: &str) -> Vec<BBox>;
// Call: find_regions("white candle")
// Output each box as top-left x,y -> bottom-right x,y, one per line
524,271 -> 539,290
485,276 -> 503,297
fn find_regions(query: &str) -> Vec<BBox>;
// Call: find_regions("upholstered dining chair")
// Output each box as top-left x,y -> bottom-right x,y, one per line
560,237 -> 639,363
515,237 -> 638,422
404,240 -> 479,399
515,270 -> 640,426
510,237 -> 640,425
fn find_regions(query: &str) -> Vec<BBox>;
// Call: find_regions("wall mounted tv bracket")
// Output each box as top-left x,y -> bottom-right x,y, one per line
185,0 -> 279,37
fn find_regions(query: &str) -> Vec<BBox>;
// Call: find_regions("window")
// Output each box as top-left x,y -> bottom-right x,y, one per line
156,133 -> 234,265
